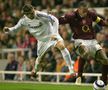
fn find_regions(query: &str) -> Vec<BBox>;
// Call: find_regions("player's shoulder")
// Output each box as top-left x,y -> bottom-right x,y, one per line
88,10 -> 97,16
36,10 -> 48,17
65,11 -> 76,18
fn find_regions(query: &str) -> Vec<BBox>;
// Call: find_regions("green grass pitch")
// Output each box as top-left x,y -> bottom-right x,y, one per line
0,82 -> 93,90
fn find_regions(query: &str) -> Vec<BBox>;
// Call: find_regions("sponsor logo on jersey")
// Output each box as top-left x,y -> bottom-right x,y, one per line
28,22 -> 43,28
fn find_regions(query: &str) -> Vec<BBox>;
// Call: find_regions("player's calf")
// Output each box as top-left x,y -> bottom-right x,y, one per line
55,41 -> 75,74
96,50 -> 108,65
101,65 -> 108,86
31,57 -> 41,78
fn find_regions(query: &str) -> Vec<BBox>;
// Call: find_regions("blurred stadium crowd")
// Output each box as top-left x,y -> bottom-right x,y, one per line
0,0 -> 108,83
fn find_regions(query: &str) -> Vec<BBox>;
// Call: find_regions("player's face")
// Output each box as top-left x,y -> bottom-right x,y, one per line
25,9 -> 35,19
78,6 -> 88,17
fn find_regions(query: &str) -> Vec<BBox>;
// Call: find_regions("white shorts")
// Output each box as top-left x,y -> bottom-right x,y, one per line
74,39 -> 102,58
37,35 -> 63,57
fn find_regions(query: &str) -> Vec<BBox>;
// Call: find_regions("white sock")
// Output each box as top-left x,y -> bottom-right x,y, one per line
34,57 -> 40,72
61,48 -> 74,73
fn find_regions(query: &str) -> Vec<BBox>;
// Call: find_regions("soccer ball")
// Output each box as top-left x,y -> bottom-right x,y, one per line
93,80 -> 105,90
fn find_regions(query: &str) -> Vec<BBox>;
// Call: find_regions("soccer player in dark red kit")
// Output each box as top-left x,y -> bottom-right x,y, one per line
59,1 -> 108,86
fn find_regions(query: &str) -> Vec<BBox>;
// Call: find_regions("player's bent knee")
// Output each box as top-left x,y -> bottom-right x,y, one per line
99,56 -> 108,65
102,58 -> 108,65
96,50 -> 108,65
55,41 -> 65,50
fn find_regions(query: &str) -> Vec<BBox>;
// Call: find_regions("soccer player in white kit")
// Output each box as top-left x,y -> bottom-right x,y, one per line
3,4 -> 74,75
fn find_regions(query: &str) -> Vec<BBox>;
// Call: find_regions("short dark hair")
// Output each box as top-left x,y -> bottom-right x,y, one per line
22,4 -> 33,13
78,1 -> 90,8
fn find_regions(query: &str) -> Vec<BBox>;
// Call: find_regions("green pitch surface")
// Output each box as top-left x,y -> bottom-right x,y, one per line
0,82 -> 92,90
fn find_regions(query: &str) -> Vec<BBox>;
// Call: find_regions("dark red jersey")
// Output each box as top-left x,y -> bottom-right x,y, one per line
59,10 -> 107,40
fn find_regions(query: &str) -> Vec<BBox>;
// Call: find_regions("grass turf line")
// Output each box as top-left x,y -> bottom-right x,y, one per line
0,83 -> 92,90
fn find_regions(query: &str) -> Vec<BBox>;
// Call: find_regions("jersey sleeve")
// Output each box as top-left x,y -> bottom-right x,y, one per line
9,18 -> 24,32
91,11 -> 108,26
51,15 -> 59,35
59,13 -> 74,24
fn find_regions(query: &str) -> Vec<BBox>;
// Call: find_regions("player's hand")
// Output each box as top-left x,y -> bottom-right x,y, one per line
3,27 -> 10,33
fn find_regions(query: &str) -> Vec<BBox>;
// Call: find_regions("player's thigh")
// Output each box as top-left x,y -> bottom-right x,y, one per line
96,49 -> 108,65
37,40 -> 54,57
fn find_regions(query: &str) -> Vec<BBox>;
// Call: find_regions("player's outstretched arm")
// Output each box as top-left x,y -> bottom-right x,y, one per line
3,18 -> 24,33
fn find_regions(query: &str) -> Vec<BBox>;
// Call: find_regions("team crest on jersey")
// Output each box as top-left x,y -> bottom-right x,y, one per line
82,20 -> 86,24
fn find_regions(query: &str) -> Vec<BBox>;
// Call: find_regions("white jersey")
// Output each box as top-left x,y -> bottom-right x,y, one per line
9,11 -> 59,42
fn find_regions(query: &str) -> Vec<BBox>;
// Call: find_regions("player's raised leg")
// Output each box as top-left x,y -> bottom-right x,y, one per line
96,50 -> 108,85
31,40 -> 56,76
75,45 -> 87,84
55,40 -> 74,74
51,15 -> 74,74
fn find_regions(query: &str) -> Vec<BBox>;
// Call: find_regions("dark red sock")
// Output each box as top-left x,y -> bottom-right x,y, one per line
78,57 -> 86,77
101,65 -> 108,85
